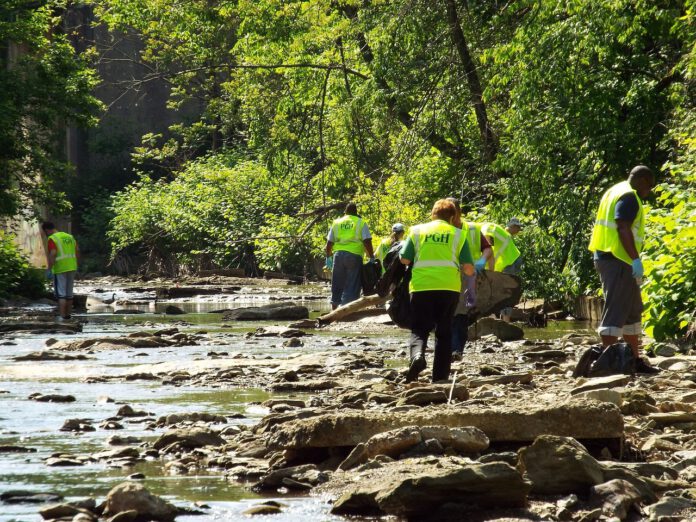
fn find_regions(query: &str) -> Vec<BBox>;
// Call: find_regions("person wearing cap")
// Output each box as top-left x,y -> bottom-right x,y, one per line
325,202 -> 375,309
399,199 -> 475,383
482,218 -> 523,322
375,223 -> 406,273
589,165 -> 658,373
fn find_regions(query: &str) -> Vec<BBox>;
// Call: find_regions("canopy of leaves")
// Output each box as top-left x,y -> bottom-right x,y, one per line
0,0 -> 102,218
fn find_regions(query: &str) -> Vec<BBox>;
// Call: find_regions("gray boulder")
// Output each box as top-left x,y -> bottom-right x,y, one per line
331,457 -> 530,517
153,428 -> 225,450
103,482 -> 177,521
469,317 -> 524,341
517,435 -> 604,494
223,302 -> 309,321
587,479 -> 642,520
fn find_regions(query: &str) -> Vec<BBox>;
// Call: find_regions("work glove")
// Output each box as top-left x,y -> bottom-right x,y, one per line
367,257 -> 377,265
631,258 -> 644,279
474,257 -> 487,274
324,256 -> 333,271
45,269 -> 53,280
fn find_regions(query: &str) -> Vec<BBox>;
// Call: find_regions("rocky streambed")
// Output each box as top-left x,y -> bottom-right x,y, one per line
1,276 -> 696,521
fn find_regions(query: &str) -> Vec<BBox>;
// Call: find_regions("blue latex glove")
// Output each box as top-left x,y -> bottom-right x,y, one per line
631,258 -> 644,279
45,269 -> 53,280
325,256 -> 333,271
367,257 -> 377,265
474,257 -> 487,274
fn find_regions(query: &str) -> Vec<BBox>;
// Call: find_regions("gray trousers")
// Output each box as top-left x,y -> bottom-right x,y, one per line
331,251 -> 362,306
595,257 -> 643,337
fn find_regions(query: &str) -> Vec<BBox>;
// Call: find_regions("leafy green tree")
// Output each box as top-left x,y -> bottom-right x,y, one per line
0,0 -> 101,217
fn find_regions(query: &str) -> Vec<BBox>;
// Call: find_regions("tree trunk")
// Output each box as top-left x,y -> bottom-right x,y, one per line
444,0 -> 498,162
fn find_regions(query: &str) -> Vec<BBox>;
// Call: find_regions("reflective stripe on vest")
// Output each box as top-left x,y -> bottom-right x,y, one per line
49,232 -> 78,274
588,181 -> 645,265
332,215 -> 365,256
482,223 -> 520,272
466,222 -> 482,260
410,220 -> 463,293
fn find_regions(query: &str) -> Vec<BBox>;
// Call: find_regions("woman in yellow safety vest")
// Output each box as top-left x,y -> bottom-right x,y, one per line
399,199 -> 474,383
375,223 -> 406,273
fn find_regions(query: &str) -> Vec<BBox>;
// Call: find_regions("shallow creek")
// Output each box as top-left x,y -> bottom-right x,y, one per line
0,281 -> 592,521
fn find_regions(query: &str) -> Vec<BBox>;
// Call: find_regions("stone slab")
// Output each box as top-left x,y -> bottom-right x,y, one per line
267,402 -> 623,449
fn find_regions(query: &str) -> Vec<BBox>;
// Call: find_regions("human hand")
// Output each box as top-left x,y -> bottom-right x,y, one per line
474,257 -> 487,274
462,263 -> 475,277
45,269 -> 53,280
325,256 -> 333,271
631,258 -> 643,279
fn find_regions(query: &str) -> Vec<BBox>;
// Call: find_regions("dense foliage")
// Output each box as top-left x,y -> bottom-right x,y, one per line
0,0 -> 101,218
2,0 -> 694,338
0,231 -> 47,298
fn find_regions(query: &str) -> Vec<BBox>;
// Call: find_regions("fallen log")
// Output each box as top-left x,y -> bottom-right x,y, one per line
317,295 -> 387,324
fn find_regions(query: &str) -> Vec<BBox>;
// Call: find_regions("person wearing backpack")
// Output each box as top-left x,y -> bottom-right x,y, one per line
375,223 -> 406,274
589,165 -> 658,374
399,199 -> 475,383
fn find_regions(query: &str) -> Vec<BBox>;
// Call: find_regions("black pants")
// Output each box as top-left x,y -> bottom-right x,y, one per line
451,313 -> 471,353
409,290 -> 459,382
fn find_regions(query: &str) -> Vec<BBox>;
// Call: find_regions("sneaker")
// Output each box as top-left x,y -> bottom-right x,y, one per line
406,355 -> 427,383
635,357 -> 660,374
451,351 -> 463,362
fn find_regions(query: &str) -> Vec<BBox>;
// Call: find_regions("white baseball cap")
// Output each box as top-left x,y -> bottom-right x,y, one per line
507,217 -> 523,228
392,223 -> 405,233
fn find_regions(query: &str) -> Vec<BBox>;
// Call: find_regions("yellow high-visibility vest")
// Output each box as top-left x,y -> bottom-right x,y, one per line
331,215 -> 366,256
482,223 -> 520,272
48,232 -> 78,274
589,181 -> 644,265
465,222 -> 483,261
410,220 -> 464,293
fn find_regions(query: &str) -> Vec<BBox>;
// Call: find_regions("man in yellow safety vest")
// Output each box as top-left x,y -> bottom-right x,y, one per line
399,199 -> 474,382
41,222 -> 79,320
325,202 -> 375,309
589,165 -> 658,373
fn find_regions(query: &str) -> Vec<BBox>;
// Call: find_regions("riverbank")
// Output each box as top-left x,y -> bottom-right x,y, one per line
1,277 -> 695,521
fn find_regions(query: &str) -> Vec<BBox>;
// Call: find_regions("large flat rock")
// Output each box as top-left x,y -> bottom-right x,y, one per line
223,302 -> 308,321
330,457 -> 530,517
267,401 -> 623,449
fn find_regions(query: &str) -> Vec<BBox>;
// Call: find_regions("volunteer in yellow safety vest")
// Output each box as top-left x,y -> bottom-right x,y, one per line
588,165 -> 658,374
482,218 -> 523,322
375,223 -> 406,273
41,221 -> 79,320
399,199 -> 475,383
325,202 -> 375,310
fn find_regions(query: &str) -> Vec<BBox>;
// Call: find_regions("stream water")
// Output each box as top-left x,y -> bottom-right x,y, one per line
0,282 -> 594,521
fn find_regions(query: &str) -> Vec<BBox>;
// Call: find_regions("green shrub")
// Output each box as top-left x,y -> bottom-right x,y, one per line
0,230 -> 48,298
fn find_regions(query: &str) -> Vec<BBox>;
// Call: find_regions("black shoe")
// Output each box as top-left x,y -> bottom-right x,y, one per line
635,357 -> 660,374
451,351 -> 463,362
406,356 -> 427,383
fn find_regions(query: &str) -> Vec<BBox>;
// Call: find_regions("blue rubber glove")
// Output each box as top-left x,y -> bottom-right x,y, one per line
367,257 -> 377,265
631,258 -> 644,279
45,269 -> 53,280
474,257 -> 487,274
325,256 -> 333,271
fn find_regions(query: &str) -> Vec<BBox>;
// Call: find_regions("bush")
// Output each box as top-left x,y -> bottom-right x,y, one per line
0,231 -> 48,298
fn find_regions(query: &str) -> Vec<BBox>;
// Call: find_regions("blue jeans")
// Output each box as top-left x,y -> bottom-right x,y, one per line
331,251 -> 363,306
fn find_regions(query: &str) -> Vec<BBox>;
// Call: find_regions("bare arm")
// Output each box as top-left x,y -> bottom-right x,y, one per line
47,249 -> 57,270
483,247 -> 494,270
616,219 -> 639,260
400,257 -> 411,266
363,238 -> 374,258
325,241 -> 333,257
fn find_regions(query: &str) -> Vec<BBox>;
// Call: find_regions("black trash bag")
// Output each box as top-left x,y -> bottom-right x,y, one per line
361,260 -> 382,296
387,267 -> 412,329
375,241 -> 404,298
588,342 -> 635,377
573,345 -> 604,378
